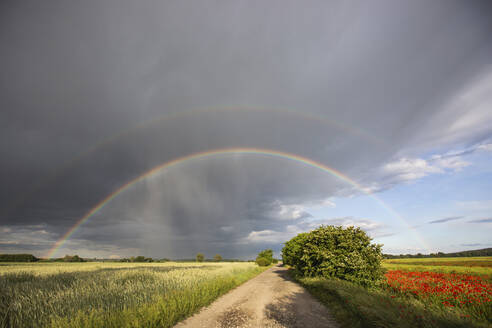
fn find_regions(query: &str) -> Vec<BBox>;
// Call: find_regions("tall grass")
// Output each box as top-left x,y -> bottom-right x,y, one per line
0,262 -> 266,328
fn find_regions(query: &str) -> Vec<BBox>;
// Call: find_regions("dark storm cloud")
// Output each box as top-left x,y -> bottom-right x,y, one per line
1,0 -> 492,257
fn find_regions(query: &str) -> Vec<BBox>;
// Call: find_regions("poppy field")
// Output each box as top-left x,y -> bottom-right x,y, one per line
297,257 -> 492,328
382,257 -> 492,325
384,270 -> 491,322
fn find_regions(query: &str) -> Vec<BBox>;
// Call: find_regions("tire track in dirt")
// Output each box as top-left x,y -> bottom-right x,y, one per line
174,265 -> 339,328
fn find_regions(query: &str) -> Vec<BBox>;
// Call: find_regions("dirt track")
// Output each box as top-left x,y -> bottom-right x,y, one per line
174,265 -> 339,328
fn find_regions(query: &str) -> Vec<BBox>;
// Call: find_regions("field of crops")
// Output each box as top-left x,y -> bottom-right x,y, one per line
298,257 -> 492,328
0,262 -> 266,328
383,257 -> 492,273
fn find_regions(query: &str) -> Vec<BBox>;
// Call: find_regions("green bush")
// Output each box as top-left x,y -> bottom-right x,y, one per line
282,225 -> 384,287
255,249 -> 273,266
282,232 -> 308,267
255,257 -> 270,267
196,253 -> 205,262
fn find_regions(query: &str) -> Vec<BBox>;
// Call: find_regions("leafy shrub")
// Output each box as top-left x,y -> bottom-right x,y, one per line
213,254 -> 222,262
256,257 -> 270,266
272,258 -> 279,264
282,225 -> 384,287
282,233 -> 308,267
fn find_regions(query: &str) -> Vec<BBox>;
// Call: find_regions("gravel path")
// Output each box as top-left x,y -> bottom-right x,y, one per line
174,265 -> 339,328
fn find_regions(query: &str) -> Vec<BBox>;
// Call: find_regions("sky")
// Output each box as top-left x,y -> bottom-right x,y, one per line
1,0 -> 491,259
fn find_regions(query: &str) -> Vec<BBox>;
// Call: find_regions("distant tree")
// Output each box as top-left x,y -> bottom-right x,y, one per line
258,249 -> 273,262
196,253 -> 205,262
0,254 -> 39,262
255,249 -> 273,266
213,254 -> 222,262
130,256 -> 153,262
62,255 -> 85,262
382,248 -> 492,259
256,257 -> 270,266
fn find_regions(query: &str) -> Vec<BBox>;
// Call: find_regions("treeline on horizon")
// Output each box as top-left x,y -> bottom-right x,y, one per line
0,253 -> 250,262
2,247 -> 491,262
383,247 -> 492,259
118,256 -> 249,262
0,254 -> 85,262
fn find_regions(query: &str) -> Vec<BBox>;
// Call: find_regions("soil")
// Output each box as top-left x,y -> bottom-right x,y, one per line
174,265 -> 339,328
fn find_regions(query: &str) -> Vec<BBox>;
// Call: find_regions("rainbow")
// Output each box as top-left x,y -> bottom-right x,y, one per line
45,147 -> 429,258
9,106 -> 383,218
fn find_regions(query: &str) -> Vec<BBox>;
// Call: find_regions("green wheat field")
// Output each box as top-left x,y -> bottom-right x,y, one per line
0,262 -> 266,328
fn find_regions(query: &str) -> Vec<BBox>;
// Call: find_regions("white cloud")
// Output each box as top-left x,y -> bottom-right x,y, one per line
314,217 -> 390,237
477,143 -> 492,152
443,73 -> 492,141
375,148 -> 472,189
312,198 -> 336,208
413,70 -> 492,149
277,204 -> 308,220
0,225 -> 56,248
244,230 -> 291,244
220,226 -> 233,232
243,216 -> 391,244
267,198 -> 335,221
0,240 -> 20,245
383,157 -> 443,181
268,201 -> 311,220
430,156 -> 470,171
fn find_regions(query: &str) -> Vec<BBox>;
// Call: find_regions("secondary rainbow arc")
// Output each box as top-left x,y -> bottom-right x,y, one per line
45,147 -> 430,258
10,106 -> 384,220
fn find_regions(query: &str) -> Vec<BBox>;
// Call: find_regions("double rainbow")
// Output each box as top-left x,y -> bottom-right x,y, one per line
10,106 -> 383,217
45,147 -> 429,258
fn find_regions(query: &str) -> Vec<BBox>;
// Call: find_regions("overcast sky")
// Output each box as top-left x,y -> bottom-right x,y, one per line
1,0 -> 492,259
